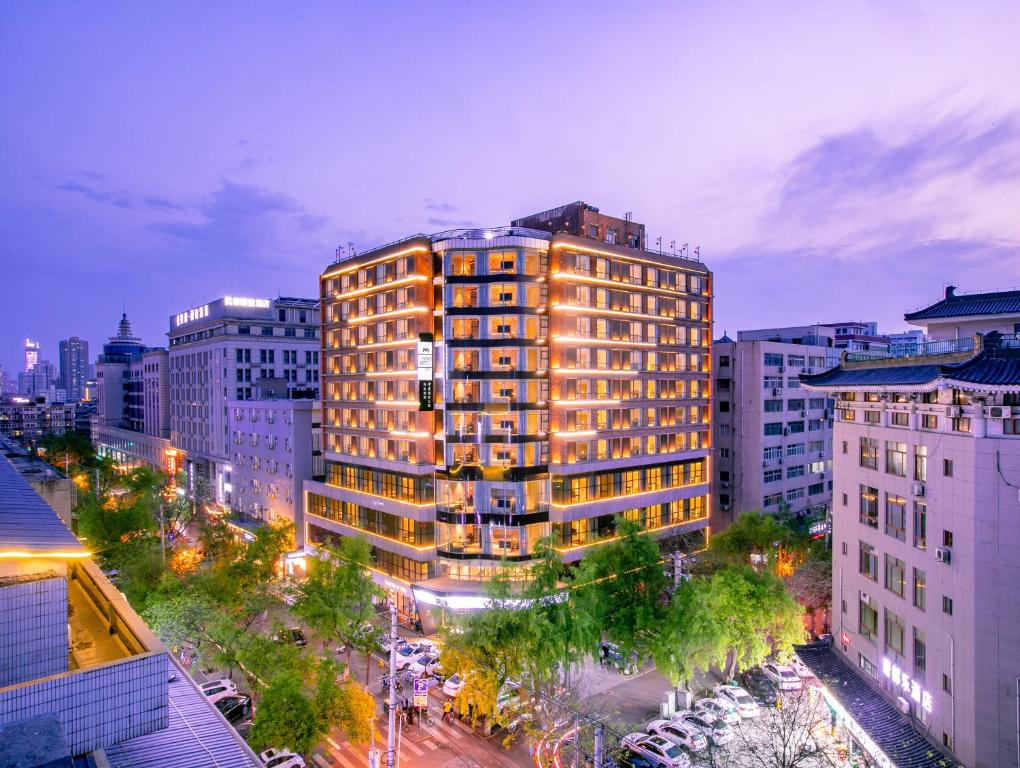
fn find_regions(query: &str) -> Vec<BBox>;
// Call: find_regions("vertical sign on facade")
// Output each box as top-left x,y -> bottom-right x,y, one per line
417,332 -> 434,411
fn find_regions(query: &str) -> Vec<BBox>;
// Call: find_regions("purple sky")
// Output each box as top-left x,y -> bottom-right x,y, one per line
3,2 -> 1020,374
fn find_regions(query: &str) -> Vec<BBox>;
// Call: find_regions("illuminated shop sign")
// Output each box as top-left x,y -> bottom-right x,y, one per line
175,304 -> 210,326
882,657 -> 932,712
224,296 -> 270,308
418,332 -> 434,411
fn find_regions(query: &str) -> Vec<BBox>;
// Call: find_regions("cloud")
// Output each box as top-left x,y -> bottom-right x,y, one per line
142,195 -> 186,212
428,217 -> 478,227
425,199 -> 457,213
57,181 -> 133,209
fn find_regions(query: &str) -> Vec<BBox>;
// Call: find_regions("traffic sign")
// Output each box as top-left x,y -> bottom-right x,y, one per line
413,677 -> 428,708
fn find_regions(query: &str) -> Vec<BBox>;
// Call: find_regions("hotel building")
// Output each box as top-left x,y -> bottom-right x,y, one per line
167,296 -> 320,505
713,326 -> 839,527
800,287 -> 1020,768
306,202 -> 713,622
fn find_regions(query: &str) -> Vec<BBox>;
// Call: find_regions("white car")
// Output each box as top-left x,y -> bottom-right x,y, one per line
199,679 -> 238,704
647,718 -> 708,752
790,658 -> 813,679
443,674 -> 465,697
713,686 -> 761,718
621,733 -> 692,768
762,663 -> 803,691
694,697 -> 741,726
676,710 -> 734,746
405,653 -> 443,677
259,748 -> 306,768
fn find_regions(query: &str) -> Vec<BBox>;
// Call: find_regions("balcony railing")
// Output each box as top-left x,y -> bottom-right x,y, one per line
844,335 -> 977,363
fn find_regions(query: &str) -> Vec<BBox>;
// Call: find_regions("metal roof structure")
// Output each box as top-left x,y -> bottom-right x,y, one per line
796,643 -> 958,768
103,658 -> 260,768
0,454 -> 86,556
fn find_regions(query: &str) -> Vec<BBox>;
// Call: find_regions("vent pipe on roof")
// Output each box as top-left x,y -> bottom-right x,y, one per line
946,285 -> 957,299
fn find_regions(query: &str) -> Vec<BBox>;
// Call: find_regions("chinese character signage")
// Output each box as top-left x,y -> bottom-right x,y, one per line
418,332 -> 434,411
882,657 -> 932,712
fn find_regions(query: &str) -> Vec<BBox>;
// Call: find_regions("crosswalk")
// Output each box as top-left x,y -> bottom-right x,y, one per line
312,709 -> 473,767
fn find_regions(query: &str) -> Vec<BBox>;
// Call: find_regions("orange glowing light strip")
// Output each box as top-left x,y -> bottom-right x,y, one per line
356,339 -> 419,350
334,275 -> 430,300
551,335 -> 655,348
366,370 -> 417,377
306,513 -> 437,552
550,481 -> 707,508
549,271 -> 684,296
373,400 -> 420,407
389,430 -> 430,438
550,430 -> 597,438
347,306 -> 428,325
550,304 -> 677,323
551,241 -> 708,272
552,517 -> 708,554
551,368 -> 642,376
0,550 -> 90,559
550,399 -> 621,407
319,485 -> 435,508
322,246 -> 430,278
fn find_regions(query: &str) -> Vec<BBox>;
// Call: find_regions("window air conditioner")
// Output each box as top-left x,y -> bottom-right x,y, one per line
936,547 -> 952,564
778,366 -> 785,373
989,406 -> 1005,418
912,482 -> 925,497
945,405 -> 962,418
860,592 -> 871,603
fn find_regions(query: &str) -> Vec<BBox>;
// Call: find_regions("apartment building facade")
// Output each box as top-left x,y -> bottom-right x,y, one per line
307,202 -> 713,622
94,313 -> 173,472
227,395 -> 323,546
713,326 -> 838,527
801,287 -> 1020,768
58,336 -> 90,403
168,296 -> 320,505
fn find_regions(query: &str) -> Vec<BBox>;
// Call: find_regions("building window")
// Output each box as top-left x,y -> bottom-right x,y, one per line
764,469 -> 782,483
860,598 -> 878,640
885,494 -> 906,541
951,417 -> 971,433
859,542 -> 877,580
885,441 -> 907,476
884,554 -> 905,597
943,530 -> 953,547
764,423 -> 783,436
764,353 -> 784,367
859,654 -> 877,678
764,399 -> 783,412
605,227 -> 617,244
914,445 -> 928,481
864,410 -> 880,424
942,673 -> 952,694
239,326 -> 251,335
860,437 -> 878,470
719,355 -> 730,367
913,502 -> 927,550
261,326 -> 273,336
913,568 -> 926,611
943,595 -> 953,615
890,411 -> 909,426
884,609 -> 905,655
914,628 -> 926,672
943,458 -> 954,477
763,493 -> 782,508
719,401 -> 730,412
922,413 -> 938,429
842,440 -> 848,454
859,485 -> 879,528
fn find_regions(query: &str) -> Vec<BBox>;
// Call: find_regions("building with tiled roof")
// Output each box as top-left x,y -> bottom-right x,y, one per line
799,288 -> 1020,768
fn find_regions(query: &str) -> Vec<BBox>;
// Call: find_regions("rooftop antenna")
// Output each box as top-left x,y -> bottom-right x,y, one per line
335,245 -> 345,261
348,241 -> 356,259
681,243 -> 689,258
655,236 -> 662,251
624,211 -> 633,222
694,245 -> 700,260
670,240 -> 676,254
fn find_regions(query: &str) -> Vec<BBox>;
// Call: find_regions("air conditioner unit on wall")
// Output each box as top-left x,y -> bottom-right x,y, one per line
936,547 -> 952,565
989,406 -> 1005,418
860,591 -> 871,603
945,405 -> 963,418
912,482 -> 925,497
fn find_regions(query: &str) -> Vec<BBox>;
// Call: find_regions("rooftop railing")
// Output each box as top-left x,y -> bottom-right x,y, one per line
843,335 -> 977,363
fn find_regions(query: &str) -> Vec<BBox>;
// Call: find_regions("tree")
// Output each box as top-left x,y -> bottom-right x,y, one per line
649,577 -> 727,689
707,565 -> 806,678
39,431 -> 97,474
569,517 -> 668,657
76,489 -> 156,552
292,536 -> 383,683
312,657 -> 376,746
247,675 -> 320,755
706,511 -> 803,572
142,589 -> 218,649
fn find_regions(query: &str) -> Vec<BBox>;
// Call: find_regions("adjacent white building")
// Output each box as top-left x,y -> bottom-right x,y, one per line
713,326 -> 839,527
227,396 -> 322,547
168,296 -> 320,506
801,286 -> 1020,768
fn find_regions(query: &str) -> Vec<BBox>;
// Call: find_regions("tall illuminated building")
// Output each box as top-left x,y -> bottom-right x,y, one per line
24,338 -> 40,372
306,202 -> 713,623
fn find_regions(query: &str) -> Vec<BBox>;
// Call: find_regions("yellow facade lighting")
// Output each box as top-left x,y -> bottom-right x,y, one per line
366,370 -> 417,377
334,275 -> 429,299
549,271 -> 684,296
551,369 -> 642,376
551,335 -> 655,348
347,307 -> 428,325
356,339 -> 418,350
551,241 -> 707,273
321,246 -> 430,278
550,399 -> 621,407
551,305 -> 677,323
373,400 -> 420,407
389,430 -> 430,438
0,550 -> 90,559
550,430 -> 597,438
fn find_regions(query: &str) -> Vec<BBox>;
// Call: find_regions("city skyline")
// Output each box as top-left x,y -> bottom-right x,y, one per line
5,1 -> 1020,372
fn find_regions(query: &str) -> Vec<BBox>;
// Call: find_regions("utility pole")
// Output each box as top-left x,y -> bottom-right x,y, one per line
673,550 -> 684,588
594,724 -> 604,768
573,718 -> 580,768
386,597 -> 397,768
158,501 -> 166,565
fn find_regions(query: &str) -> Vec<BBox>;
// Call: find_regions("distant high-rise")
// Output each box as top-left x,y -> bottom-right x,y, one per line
58,336 -> 90,403
24,338 -> 40,371
17,359 -> 59,400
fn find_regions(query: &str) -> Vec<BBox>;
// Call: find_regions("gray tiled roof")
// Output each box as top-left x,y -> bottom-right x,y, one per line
104,658 -> 260,768
0,456 -> 86,555
796,643 -> 959,768
904,289 -> 1020,320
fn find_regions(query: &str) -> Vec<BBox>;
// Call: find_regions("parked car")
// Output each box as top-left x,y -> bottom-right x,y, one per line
610,750 -> 658,768
215,694 -> 252,724
199,679 -> 238,705
405,653 -> 443,677
740,670 -> 780,707
600,642 -> 637,675
790,658 -> 813,679
676,710 -> 733,747
647,718 -> 708,752
442,673 -> 465,697
621,733 -> 692,768
694,697 -> 741,726
713,685 -> 761,718
258,748 -> 306,768
272,627 -> 307,647
762,662 -> 803,691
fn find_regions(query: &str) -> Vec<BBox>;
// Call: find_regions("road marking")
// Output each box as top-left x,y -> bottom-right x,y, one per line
403,738 -> 424,756
325,736 -> 343,751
